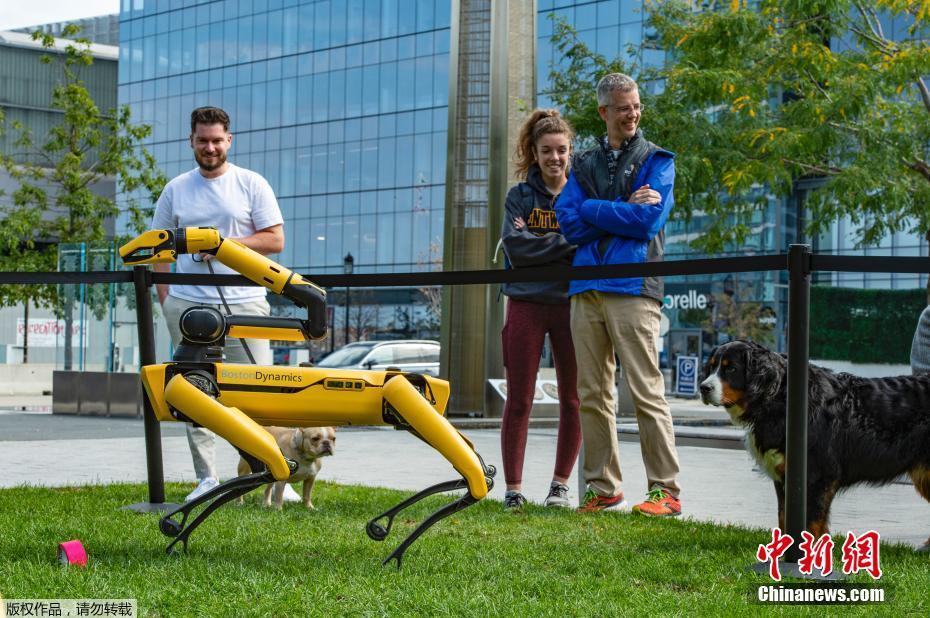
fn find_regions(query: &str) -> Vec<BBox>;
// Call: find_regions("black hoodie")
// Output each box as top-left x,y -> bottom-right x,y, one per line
500,164 -> 576,304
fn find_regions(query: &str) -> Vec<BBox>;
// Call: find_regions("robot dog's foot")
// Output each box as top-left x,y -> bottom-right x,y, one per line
366,479 -> 468,542
381,492 -> 480,569
366,469 -> 495,569
161,471 -> 276,554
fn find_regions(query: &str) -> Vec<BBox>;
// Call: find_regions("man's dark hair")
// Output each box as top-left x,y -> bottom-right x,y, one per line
190,106 -> 231,133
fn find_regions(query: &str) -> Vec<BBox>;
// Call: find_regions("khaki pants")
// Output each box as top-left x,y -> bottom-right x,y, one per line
162,295 -> 272,481
570,291 -> 680,498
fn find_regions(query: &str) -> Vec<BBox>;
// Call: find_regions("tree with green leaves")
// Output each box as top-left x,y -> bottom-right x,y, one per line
0,26 -> 166,367
548,0 -> 930,255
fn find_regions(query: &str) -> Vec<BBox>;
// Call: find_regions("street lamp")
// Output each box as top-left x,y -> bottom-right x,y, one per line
343,253 -> 354,345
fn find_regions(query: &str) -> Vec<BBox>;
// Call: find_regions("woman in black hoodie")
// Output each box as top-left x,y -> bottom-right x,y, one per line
499,109 -> 580,510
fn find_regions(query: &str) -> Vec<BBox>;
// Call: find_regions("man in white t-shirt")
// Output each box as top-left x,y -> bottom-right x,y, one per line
152,106 -> 298,503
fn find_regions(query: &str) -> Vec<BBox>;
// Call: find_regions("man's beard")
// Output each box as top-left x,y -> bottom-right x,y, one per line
195,150 -> 227,172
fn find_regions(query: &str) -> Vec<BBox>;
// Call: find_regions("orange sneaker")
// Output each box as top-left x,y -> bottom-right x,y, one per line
632,487 -> 681,517
576,488 -> 626,513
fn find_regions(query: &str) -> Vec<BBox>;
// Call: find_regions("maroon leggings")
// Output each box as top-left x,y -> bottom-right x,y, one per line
501,298 -> 581,487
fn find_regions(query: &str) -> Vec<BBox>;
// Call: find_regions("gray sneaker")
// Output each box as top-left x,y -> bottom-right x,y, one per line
503,490 -> 527,511
544,482 -> 571,508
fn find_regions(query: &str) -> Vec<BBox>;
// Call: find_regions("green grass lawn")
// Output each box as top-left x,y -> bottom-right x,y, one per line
0,482 -> 926,616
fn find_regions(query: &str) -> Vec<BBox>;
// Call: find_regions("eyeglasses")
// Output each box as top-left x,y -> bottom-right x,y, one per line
610,103 -> 644,116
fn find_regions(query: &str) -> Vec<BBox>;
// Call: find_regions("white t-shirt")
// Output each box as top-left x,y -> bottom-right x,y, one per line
152,164 -> 284,304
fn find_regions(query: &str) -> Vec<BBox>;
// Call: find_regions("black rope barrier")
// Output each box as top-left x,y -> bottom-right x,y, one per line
0,254 -> 785,288
2,252 -> 926,288
300,254 -> 786,287
0,271 -> 133,285
811,254 -> 930,274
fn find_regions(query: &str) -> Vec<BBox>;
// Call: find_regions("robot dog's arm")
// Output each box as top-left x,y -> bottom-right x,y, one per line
120,228 -> 327,339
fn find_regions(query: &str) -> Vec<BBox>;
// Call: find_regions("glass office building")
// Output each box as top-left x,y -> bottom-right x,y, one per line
118,0 -> 452,356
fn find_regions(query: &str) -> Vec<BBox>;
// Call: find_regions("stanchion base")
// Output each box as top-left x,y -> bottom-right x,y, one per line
122,502 -> 183,514
750,561 -> 844,581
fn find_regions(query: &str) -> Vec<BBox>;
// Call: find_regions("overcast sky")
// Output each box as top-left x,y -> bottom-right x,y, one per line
0,1 -> 120,31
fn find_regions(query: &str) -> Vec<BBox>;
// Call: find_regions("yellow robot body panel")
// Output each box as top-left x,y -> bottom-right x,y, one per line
164,374 -> 292,480
216,386 -> 386,427
141,364 -> 173,421
141,363 -> 451,427
213,365 -> 450,425
215,365 -> 389,426
226,325 -> 306,341
182,227 -> 222,253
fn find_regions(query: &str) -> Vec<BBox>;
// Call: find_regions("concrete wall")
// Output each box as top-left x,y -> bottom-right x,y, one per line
0,363 -> 54,394
52,370 -> 141,417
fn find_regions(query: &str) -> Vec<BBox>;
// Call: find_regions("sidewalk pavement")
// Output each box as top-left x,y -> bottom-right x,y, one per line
1,395 -> 926,550
0,394 -> 52,411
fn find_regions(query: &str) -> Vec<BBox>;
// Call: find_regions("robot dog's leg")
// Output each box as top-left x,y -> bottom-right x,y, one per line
158,374 -> 297,552
373,376 -> 495,568
164,374 -> 292,481
367,451 -> 497,541
161,470 -> 278,554
381,492 -> 480,568
366,479 -> 468,541
382,376 -> 490,500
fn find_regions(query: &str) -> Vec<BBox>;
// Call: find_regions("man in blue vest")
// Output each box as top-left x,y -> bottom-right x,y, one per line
555,73 -> 682,516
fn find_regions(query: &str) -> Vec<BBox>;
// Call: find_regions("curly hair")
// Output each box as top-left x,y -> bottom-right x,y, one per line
513,109 -> 574,180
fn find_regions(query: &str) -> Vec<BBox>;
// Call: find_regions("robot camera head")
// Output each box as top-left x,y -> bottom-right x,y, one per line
180,307 -> 227,345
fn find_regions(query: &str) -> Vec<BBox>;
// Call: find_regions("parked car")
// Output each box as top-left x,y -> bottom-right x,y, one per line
314,340 -> 440,376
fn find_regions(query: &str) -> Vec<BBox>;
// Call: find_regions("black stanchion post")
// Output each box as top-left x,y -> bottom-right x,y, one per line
123,265 -> 177,512
785,244 -> 811,562
751,244 -> 836,579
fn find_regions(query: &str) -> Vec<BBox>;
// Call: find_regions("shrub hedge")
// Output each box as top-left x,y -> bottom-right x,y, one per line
810,286 -> 927,364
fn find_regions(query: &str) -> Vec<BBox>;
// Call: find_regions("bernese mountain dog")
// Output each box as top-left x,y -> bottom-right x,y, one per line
699,340 -> 930,550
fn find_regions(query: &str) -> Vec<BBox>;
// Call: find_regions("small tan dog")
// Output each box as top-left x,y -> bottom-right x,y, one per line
238,426 -> 336,510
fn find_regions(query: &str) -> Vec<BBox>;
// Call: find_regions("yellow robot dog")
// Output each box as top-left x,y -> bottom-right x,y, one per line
120,228 -> 495,567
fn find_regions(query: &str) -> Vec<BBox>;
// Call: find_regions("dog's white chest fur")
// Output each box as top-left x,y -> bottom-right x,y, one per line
290,458 -> 322,482
724,403 -> 747,425
745,434 -> 784,481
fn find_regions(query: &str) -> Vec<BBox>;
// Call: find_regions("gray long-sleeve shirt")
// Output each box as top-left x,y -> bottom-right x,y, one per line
911,305 -> 930,375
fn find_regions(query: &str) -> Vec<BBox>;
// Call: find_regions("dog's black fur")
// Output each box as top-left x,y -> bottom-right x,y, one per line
699,340 -> 930,546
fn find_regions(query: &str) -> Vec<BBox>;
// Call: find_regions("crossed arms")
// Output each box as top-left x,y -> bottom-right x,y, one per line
554,156 -> 675,247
